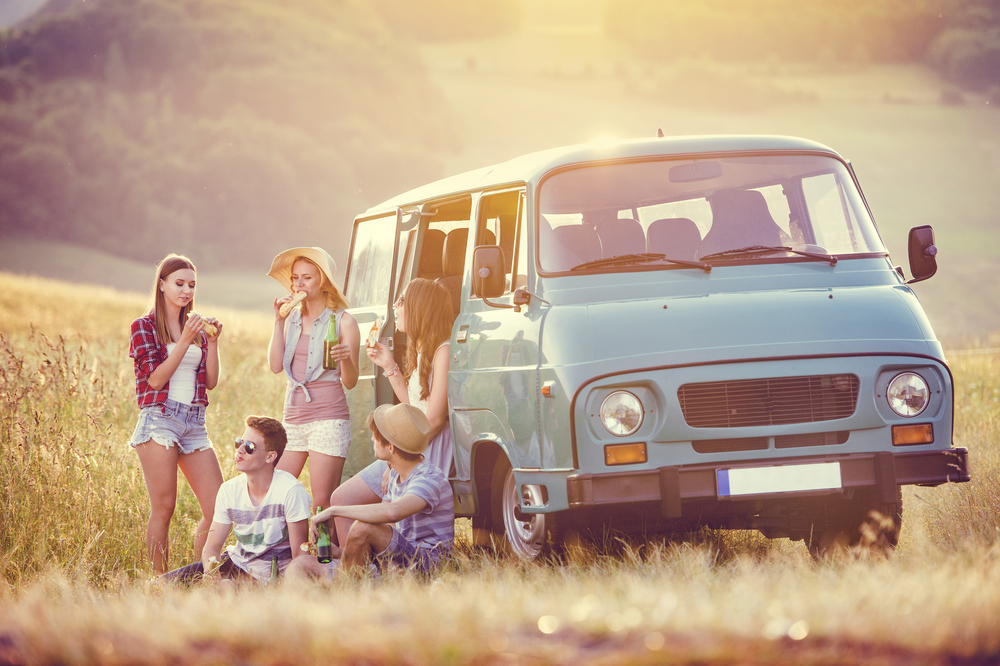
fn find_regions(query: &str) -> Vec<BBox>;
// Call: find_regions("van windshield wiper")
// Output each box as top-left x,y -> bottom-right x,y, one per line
698,245 -> 837,266
570,253 -> 712,273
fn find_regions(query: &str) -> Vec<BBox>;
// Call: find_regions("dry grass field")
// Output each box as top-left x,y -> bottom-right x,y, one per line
2,271 -> 999,665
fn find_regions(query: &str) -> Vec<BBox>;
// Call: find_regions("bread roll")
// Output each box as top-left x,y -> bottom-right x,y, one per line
188,310 -> 218,337
280,291 -> 307,317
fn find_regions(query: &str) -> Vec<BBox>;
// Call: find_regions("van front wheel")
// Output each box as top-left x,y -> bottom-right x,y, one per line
491,459 -> 560,560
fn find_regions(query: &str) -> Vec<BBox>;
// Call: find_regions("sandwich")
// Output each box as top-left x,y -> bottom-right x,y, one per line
366,316 -> 385,348
188,311 -> 218,337
279,291 -> 307,317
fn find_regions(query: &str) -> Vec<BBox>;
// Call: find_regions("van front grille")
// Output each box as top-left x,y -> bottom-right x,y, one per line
678,374 -> 859,428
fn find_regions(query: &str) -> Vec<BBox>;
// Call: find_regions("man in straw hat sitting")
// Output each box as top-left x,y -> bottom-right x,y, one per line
289,403 -> 454,577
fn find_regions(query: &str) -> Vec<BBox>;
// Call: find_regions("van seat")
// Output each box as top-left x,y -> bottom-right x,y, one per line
417,228 -> 446,279
699,190 -> 784,258
596,218 -> 645,258
551,224 -> 602,270
647,217 -> 702,260
436,228 -> 468,314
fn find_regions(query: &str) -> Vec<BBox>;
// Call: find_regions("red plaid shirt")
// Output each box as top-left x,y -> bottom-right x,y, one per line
129,313 -> 209,408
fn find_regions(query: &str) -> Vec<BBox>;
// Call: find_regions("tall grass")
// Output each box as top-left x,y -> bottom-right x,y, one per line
3,271 -> 1000,662
0,272 -> 288,585
914,348 -> 1000,549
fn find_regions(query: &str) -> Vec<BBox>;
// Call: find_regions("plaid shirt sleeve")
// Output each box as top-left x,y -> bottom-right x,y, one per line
129,315 -> 168,408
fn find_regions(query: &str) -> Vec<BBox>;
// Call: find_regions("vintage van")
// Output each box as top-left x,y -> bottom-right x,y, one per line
342,135 -> 970,559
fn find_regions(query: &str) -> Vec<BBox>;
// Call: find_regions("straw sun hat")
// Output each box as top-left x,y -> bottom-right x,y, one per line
266,247 -> 348,305
373,403 -> 430,455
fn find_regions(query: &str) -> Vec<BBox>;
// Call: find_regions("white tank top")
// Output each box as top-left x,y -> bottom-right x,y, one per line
406,342 -> 449,411
166,343 -> 201,405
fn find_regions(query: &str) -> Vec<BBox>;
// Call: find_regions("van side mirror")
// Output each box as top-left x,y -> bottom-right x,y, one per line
906,225 -> 937,284
473,245 -> 506,299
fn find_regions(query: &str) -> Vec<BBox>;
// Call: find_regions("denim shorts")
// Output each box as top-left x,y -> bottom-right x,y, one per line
128,399 -> 213,454
376,527 -> 446,573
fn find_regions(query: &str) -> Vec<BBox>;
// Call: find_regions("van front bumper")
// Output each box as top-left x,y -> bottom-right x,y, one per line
563,448 -> 969,517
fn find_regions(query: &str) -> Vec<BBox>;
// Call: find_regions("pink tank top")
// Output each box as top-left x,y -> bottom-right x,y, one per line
283,326 -> 349,424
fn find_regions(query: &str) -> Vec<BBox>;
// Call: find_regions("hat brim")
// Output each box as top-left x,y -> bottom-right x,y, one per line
373,404 -> 430,455
266,247 -> 342,296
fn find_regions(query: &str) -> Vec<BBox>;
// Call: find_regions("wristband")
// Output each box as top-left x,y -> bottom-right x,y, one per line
385,364 -> 400,378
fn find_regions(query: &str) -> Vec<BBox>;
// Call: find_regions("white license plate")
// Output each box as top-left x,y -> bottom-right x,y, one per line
716,462 -> 842,497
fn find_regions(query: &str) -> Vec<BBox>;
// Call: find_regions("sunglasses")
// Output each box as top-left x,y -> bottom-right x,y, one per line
234,438 -> 258,455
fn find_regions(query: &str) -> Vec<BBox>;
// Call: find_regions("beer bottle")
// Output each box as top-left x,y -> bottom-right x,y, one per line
322,314 -> 339,371
316,507 -> 333,564
269,556 -> 279,584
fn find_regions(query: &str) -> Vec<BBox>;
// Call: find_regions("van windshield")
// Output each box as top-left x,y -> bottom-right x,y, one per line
537,154 -> 886,273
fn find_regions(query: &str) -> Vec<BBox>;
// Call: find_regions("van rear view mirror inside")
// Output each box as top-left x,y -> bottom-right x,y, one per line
669,160 -> 723,183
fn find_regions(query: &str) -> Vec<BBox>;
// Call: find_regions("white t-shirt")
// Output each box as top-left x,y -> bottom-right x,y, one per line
165,342 -> 200,405
213,469 -> 312,580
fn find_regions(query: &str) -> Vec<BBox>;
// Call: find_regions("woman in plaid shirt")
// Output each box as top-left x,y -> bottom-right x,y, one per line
128,254 -> 225,574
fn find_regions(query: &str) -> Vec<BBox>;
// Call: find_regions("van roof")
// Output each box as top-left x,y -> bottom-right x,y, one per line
364,134 -> 841,214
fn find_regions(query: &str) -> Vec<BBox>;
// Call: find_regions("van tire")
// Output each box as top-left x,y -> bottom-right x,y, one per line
490,458 -> 561,560
807,486 -> 903,559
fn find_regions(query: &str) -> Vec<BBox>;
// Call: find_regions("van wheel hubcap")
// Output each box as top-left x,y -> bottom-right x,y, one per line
502,467 -> 547,560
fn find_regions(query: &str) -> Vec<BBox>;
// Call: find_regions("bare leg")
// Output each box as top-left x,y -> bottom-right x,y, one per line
135,440 -> 180,574
177,447 -> 224,560
329,474 -> 380,547
307,452 -> 346,512
342,522 -> 393,570
276,450 -> 307,478
286,549 -> 342,581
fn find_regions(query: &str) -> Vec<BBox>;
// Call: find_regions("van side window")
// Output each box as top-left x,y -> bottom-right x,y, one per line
476,189 -> 524,295
803,173 -> 866,253
346,214 -> 397,308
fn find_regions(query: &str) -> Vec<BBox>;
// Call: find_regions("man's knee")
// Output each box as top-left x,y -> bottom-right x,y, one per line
346,520 -> 387,546
345,522 -> 394,560
286,556 -> 320,580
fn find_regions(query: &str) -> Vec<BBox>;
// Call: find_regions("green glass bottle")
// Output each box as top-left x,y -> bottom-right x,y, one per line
323,315 -> 339,371
269,556 -> 279,584
316,507 -> 333,564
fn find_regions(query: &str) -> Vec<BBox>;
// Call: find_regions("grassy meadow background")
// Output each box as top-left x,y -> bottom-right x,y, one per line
3,0 -> 1000,663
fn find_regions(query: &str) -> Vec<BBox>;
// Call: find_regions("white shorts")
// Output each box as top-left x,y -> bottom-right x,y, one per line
282,419 -> 351,458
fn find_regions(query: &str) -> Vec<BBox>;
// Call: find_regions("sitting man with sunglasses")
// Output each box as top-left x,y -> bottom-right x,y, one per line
288,403 -> 454,579
162,415 -> 311,583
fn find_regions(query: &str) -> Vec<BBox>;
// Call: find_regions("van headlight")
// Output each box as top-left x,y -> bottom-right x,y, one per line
887,372 -> 929,417
600,391 -> 643,436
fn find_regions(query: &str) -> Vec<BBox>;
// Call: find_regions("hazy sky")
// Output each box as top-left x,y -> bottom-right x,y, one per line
0,0 -> 47,28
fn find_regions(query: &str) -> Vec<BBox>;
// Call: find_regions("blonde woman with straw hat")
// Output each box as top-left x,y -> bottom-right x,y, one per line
267,247 -> 360,513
